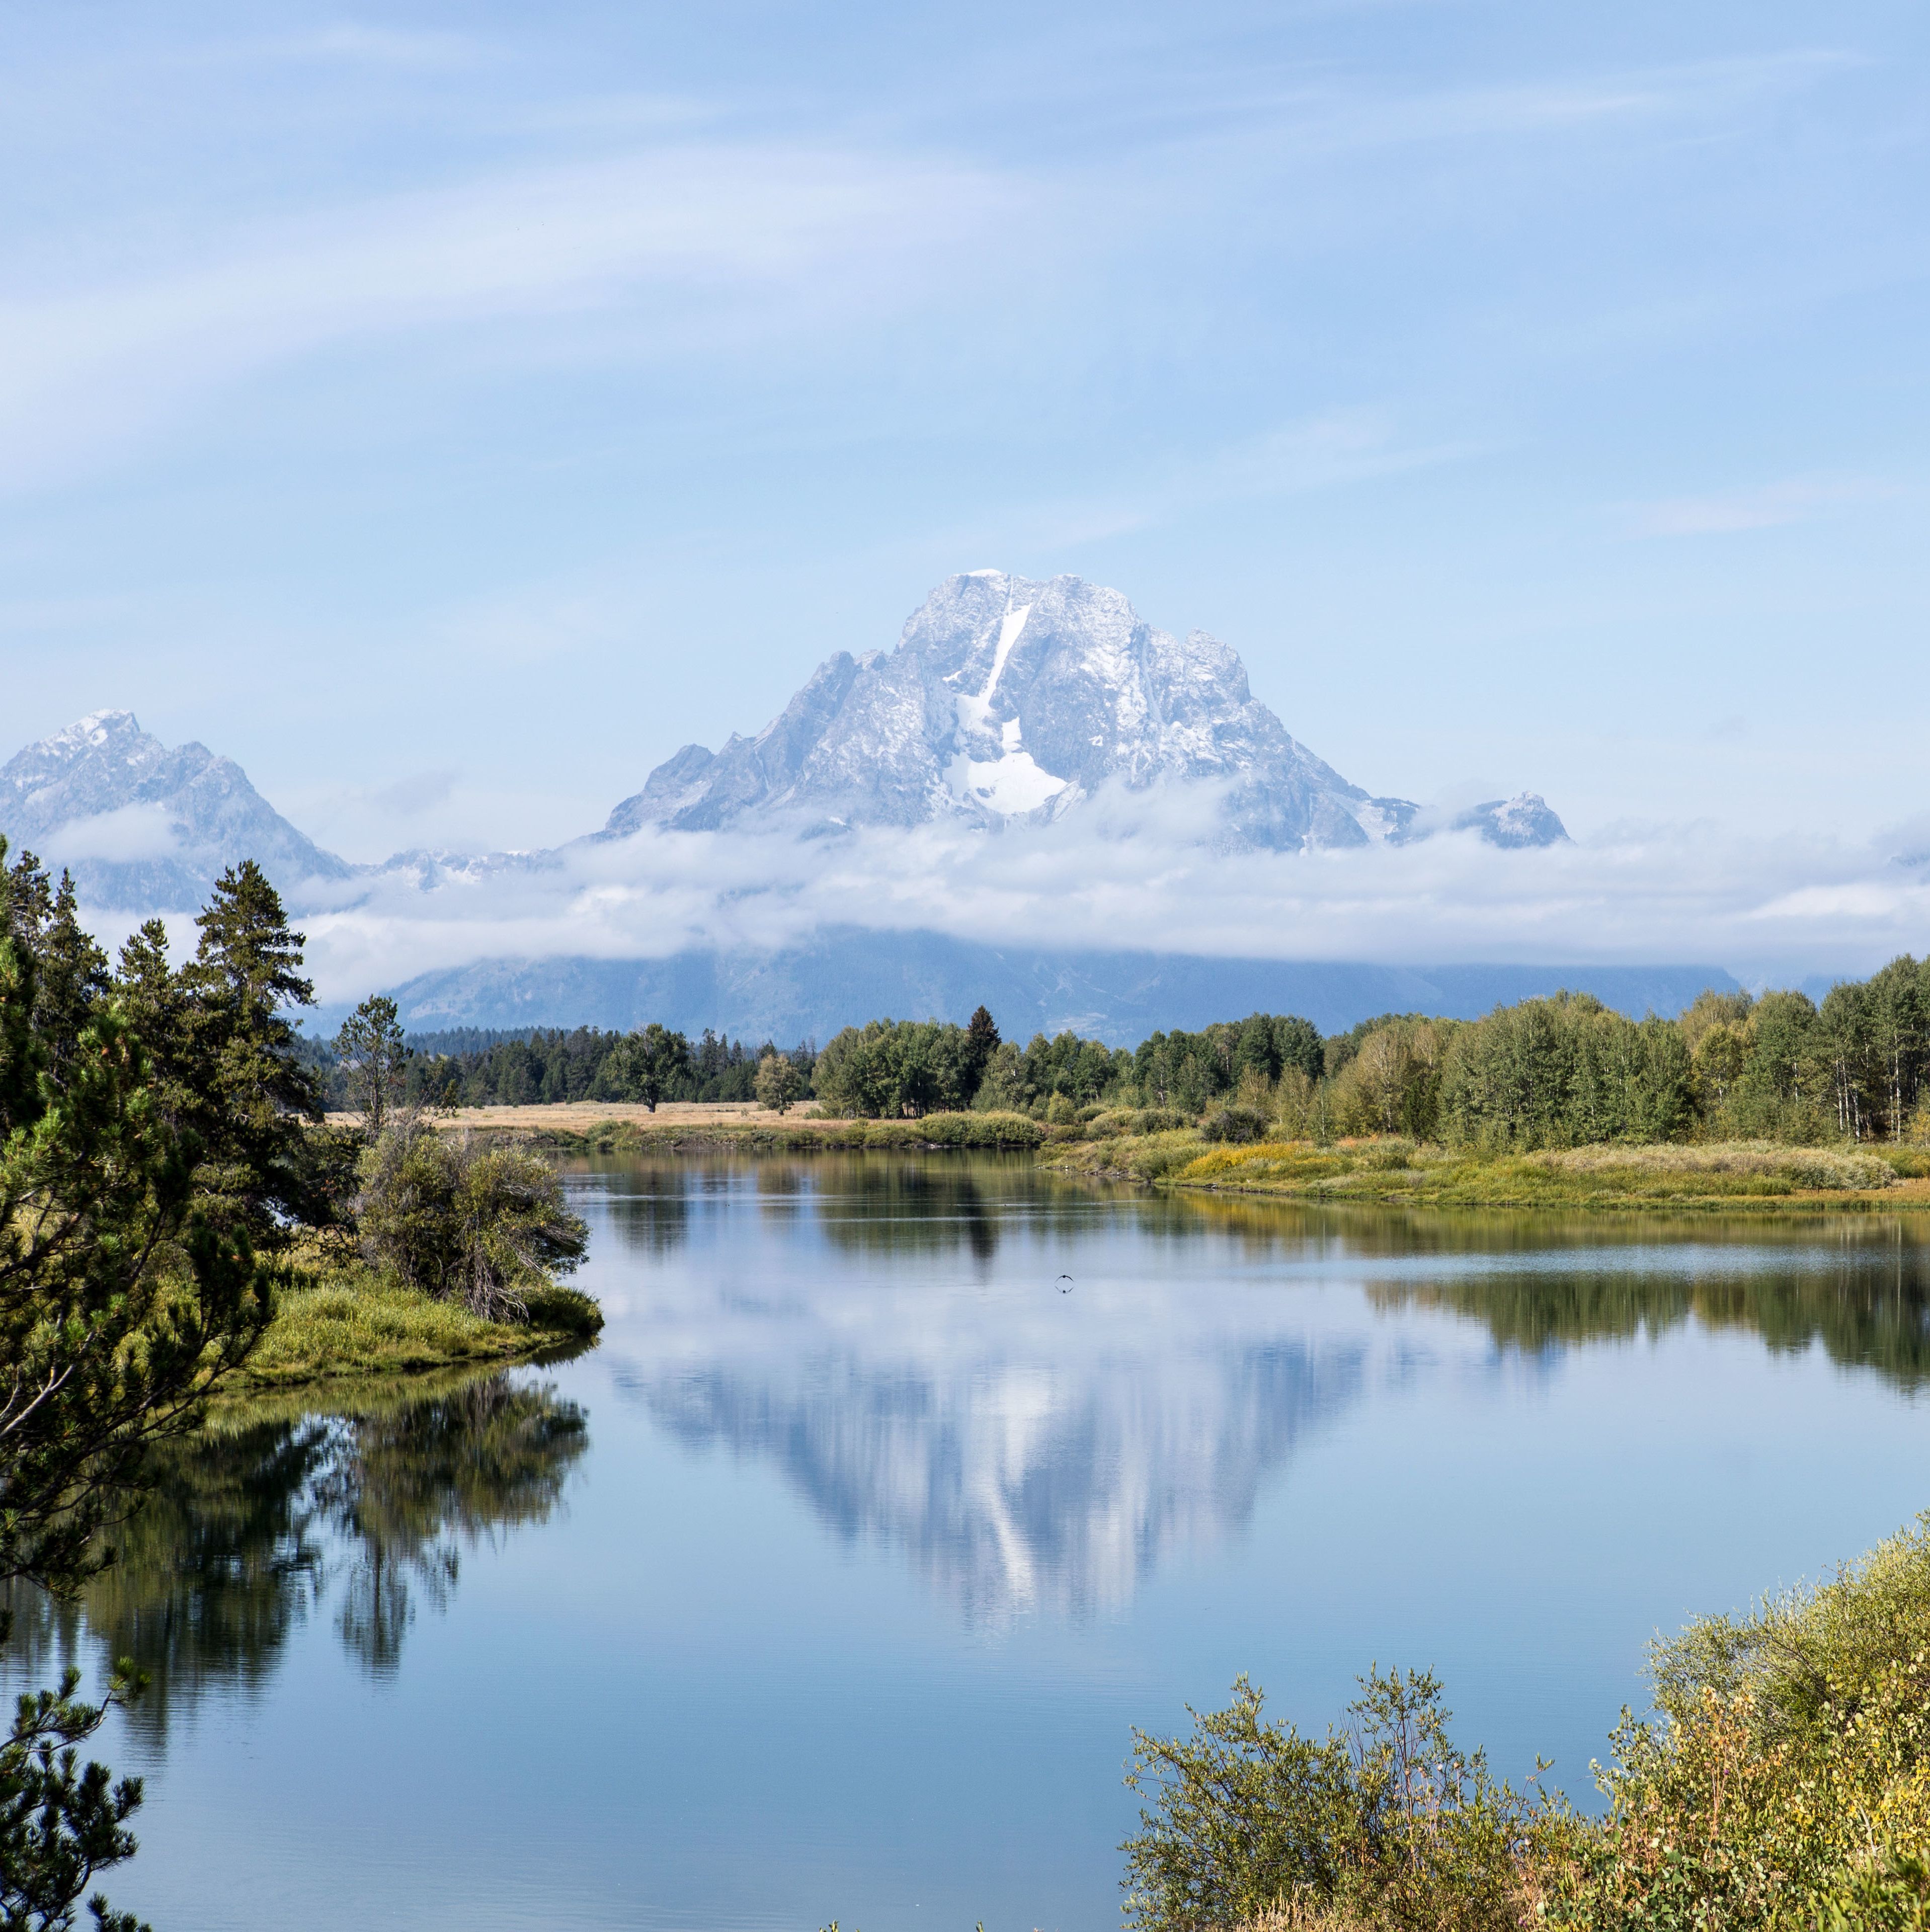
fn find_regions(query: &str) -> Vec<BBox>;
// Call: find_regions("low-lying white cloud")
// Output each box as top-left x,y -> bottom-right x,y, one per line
267,784 -> 1930,1002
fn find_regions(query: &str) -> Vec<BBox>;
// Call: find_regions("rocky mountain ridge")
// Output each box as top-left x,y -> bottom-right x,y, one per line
1,573 -> 1566,913
607,571 -> 1566,853
0,708 -> 350,910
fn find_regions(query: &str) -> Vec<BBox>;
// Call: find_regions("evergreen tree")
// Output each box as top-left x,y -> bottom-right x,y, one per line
32,874 -> 109,1089
334,995 -> 411,1136
0,843 -> 271,1931
963,1005 -> 1001,1098
175,862 -> 332,1246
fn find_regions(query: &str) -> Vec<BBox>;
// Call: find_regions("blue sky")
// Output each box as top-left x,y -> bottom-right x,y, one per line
3,1 -> 1926,869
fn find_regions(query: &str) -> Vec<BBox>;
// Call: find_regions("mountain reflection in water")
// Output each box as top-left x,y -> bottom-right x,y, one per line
5,1370 -> 587,1741
587,1157 -> 1930,1626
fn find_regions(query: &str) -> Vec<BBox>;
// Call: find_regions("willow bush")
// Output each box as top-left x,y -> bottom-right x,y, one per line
354,1120 -> 588,1322
1128,1514 -> 1930,1932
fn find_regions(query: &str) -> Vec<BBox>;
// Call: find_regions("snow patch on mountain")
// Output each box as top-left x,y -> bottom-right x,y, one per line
606,572 -> 1567,852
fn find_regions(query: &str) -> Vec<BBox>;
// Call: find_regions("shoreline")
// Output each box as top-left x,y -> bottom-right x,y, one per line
239,1263 -> 603,1393
434,1104 -> 1930,1218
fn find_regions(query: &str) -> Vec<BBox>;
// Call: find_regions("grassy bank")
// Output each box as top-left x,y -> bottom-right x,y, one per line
243,1258 -> 602,1390
1043,1127 -> 1930,1211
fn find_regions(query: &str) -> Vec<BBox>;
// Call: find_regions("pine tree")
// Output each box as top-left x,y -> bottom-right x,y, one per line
175,862 -> 331,1246
32,874 -> 109,1087
0,841 -> 269,1932
963,1004 -> 1001,1100
334,995 -> 411,1136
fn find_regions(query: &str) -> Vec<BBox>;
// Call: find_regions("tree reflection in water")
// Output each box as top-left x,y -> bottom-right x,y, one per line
5,1369 -> 587,1742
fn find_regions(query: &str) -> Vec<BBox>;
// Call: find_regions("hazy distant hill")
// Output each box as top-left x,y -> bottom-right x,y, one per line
604,572 -> 1566,853
357,932 -> 1736,1045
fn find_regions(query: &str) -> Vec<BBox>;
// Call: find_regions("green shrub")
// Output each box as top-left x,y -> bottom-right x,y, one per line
355,1121 -> 589,1321
1202,1105 -> 1271,1145
1123,1669 -> 1550,1932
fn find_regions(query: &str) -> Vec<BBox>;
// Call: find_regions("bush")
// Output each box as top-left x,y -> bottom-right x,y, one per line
1538,1510 -> 1930,1928
1123,1669 -> 1548,1932
1202,1105 -> 1271,1144
355,1121 -> 589,1322
867,1110 -> 1042,1148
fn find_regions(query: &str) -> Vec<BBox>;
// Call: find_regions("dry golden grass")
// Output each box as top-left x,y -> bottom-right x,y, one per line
326,1100 -> 838,1133
1528,1140 -> 1897,1189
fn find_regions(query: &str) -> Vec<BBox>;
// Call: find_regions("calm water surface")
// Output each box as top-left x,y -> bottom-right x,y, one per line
20,1154 -> 1930,1930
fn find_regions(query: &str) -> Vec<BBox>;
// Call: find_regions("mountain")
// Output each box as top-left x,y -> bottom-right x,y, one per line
605,572 -> 1567,852
0,709 -> 352,910
359,931 -> 1740,1044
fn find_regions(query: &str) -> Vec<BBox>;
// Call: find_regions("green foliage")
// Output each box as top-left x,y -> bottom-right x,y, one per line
0,841 -> 281,1928
333,995 -> 411,1135
1134,1014 -> 1320,1115
754,1051 -> 805,1113
354,1122 -> 589,1321
110,863 -> 350,1251
0,857 -> 271,1598
0,1667 -> 150,1932
1434,995 -> 1692,1150
1539,1513 -> 1930,1929
812,1018 -> 990,1117
1122,1668 -> 1550,1932
1125,1514 -> 1930,1932
601,1022 -> 693,1112
328,1023 -> 803,1110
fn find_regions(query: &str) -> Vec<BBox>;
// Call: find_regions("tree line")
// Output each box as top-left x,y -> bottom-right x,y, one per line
416,955 -> 1930,1147
314,1022 -> 815,1111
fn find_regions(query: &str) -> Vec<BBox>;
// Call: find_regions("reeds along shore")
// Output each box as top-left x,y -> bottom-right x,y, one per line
246,1248 -> 602,1390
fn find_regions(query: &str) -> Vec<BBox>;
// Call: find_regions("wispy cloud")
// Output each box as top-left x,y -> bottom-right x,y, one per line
191,23 -> 491,73
1630,474 -> 1897,537
0,141 -> 1020,486
927,407 -> 1484,551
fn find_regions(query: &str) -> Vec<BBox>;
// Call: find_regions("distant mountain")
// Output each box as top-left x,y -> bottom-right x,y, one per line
605,572 -> 1567,852
358,931 -> 1740,1045
0,709 -> 351,910
2,573 -> 1568,924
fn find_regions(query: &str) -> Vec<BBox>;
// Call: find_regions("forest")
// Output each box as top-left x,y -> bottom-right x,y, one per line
351,953 -> 1930,1149
314,1022 -> 810,1110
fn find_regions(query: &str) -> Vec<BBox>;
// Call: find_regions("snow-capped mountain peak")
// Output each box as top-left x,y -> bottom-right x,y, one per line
0,710 -> 350,909
605,571 -> 1567,851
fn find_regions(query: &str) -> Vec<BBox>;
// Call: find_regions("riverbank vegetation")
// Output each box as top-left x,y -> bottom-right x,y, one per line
243,1254 -> 599,1389
1125,1511 -> 1930,1930
1043,1128 -> 1929,1210
0,838 -> 598,1925
368,957 -> 1930,1163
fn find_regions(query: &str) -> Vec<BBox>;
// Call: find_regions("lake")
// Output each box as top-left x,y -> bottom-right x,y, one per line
17,1152 -> 1930,1930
